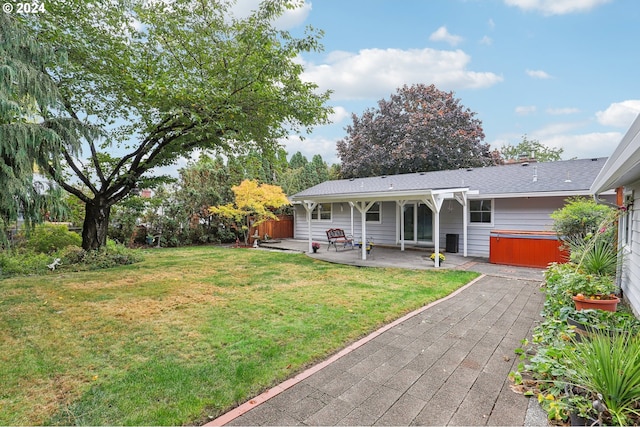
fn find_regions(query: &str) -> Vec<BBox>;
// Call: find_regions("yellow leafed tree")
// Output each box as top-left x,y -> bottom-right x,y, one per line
209,180 -> 289,245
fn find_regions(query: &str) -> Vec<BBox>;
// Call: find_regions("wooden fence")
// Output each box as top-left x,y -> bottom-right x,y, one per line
249,214 -> 294,242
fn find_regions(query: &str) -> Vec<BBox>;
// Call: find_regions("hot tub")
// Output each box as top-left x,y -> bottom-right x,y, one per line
489,230 -> 569,268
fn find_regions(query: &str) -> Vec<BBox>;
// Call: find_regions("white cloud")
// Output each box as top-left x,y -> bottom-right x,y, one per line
504,0 -> 612,15
328,106 -> 350,124
231,0 -> 310,29
429,26 -> 464,46
520,120 -> 620,159
534,121 -> 585,136
596,100 -> 640,127
301,47 -> 503,100
479,36 -> 493,46
488,18 -> 496,30
515,105 -> 537,115
526,69 -> 552,79
273,1 -> 312,29
539,132 -> 621,159
547,107 -> 580,115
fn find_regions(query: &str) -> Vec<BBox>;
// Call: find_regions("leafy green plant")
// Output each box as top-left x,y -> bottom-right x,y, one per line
566,233 -> 621,276
23,223 -> 81,254
0,249 -> 52,277
560,332 -> 640,426
537,392 -> 569,423
567,392 -> 597,420
550,197 -> 614,241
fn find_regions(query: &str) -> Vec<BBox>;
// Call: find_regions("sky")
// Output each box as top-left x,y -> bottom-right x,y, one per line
251,0 -> 640,166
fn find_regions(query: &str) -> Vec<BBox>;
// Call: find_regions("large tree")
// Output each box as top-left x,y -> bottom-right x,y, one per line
11,0 -> 330,250
500,135 -> 564,162
0,13 -> 85,245
337,84 -> 495,178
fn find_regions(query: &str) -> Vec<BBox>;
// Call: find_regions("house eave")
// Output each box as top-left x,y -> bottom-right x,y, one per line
289,187 -> 475,204
476,189 -> 613,199
591,114 -> 640,194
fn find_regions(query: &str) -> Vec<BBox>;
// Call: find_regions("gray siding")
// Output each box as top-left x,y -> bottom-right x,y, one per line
294,195 -> 615,258
621,183 -> 640,316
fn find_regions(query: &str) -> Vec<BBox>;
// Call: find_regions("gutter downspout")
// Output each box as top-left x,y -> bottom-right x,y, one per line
593,187 -> 625,295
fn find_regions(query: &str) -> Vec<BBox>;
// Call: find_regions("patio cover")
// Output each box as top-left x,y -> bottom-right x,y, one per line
292,187 -> 474,267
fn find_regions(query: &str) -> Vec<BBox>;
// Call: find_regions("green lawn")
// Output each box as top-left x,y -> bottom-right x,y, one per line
0,246 -> 478,425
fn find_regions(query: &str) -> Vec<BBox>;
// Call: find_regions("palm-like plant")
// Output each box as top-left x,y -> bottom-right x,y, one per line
561,332 -> 640,426
567,236 -> 620,277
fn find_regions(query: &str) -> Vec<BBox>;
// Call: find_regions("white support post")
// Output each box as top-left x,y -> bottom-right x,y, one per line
396,200 -> 408,251
424,193 -> 445,267
349,202 -> 354,237
454,191 -> 469,258
463,200 -> 468,257
302,201 -> 317,253
353,201 -> 376,260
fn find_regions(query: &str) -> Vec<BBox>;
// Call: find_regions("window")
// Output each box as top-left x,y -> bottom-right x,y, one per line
366,202 -> 381,223
469,199 -> 492,224
313,203 -> 332,221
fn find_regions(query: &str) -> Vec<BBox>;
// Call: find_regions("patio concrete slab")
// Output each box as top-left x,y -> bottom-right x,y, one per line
207,240 -> 546,426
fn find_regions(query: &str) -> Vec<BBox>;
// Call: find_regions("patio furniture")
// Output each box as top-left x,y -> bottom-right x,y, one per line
326,228 -> 354,251
356,237 -> 374,255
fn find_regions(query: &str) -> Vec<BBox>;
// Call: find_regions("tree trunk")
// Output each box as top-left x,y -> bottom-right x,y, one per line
82,199 -> 111,250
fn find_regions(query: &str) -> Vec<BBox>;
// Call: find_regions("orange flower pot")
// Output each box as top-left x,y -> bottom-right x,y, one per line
572,295 -> 620,312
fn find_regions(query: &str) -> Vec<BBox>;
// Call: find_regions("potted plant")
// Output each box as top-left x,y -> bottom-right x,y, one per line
569,274 -> 619,312
430,252 -> 445,264
311,242 -> 320,253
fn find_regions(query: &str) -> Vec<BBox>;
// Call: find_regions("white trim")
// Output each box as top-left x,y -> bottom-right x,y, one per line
468,198 -> 494,227
312,203 -> 332,222
591,113 -> 640,194
365,202 -> 382,223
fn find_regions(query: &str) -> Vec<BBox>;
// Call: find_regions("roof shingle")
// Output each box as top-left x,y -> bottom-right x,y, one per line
291,158 -> 608,199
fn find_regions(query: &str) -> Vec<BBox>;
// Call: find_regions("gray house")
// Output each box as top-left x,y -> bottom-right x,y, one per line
290,157 -> 611,266
591,114 -> 640,316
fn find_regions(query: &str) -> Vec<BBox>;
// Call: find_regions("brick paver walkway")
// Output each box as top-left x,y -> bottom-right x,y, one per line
212,273 -> 544,426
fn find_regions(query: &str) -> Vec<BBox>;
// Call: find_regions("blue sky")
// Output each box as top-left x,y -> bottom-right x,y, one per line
256,0 -> 640,166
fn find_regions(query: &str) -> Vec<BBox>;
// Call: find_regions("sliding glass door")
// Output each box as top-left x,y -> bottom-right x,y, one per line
403,203 -> 433,243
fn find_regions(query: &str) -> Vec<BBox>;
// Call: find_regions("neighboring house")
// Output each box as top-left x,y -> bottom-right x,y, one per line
591,114 -> 640,316
290,157 -> 613,266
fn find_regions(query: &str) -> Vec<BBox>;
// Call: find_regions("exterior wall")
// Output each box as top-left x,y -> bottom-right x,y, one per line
294,195 -> 615,258
621,183 -> 640,316
465,197 -> 565,257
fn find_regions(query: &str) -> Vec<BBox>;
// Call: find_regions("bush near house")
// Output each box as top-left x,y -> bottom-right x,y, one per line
510,204 -> 640,425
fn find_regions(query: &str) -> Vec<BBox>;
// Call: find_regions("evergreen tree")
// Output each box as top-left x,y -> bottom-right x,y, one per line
0,13 -> 89,245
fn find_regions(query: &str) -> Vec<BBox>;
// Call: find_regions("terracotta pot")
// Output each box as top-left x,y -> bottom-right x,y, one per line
572,295 -> 620,312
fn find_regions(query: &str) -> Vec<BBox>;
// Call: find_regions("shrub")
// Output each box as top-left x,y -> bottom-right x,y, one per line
58,245 -> 85,265
78,241 -> 144,270
23,223 -> 81,254
550,197 -> 613,241
0,241 -> 144,277
0,250 -> 52,277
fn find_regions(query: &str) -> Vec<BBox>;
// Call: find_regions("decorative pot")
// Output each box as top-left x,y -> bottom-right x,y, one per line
572,295 -> 620,312
569,412 -> 600,426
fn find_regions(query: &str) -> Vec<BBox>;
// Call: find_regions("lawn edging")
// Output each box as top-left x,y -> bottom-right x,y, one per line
206,273 -> 487,426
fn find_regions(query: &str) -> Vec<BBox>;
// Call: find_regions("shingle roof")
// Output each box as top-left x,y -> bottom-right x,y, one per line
291,157 -> 608,200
